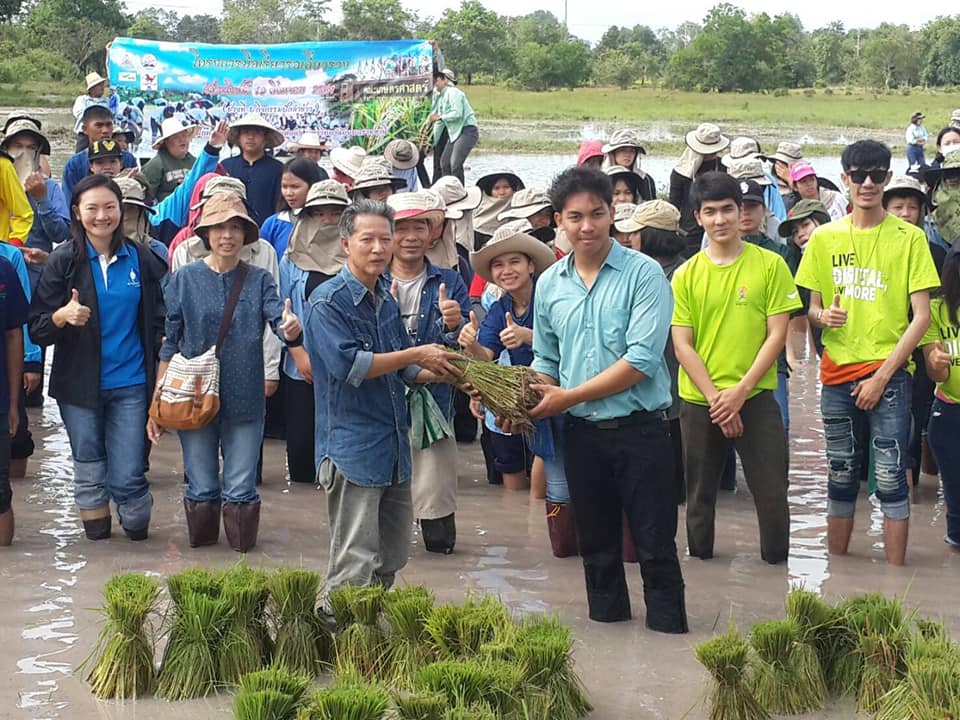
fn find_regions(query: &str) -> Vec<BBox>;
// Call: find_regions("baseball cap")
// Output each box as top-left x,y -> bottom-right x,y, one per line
88,139 -> 122,161
739,179 -> 765,205
790,160 -> 817,183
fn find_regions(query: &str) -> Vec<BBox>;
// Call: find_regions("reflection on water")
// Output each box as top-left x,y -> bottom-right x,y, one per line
467,544 -> 549,614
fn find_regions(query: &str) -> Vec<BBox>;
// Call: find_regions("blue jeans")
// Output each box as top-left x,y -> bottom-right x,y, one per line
58,385 -> 152,532
178,414 -> 263,503
820,371 -> 911,520
773,371 -> 789,436
542,418 -> 571,504
927,398 -> 960,543
906,143 -> 926,168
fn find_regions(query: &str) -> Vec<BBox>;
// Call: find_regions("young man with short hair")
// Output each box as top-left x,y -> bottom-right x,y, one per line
221,113 -> 284,224
523,165 -> 687,631
61,106 -> 137,199
672,172 -> 800,564
795,140 -> 940,566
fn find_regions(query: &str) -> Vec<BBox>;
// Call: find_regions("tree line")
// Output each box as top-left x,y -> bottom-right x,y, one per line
2,0 -> 959,93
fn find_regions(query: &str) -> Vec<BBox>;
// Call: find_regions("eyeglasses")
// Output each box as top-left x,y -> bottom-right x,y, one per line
847,168 -> 888,184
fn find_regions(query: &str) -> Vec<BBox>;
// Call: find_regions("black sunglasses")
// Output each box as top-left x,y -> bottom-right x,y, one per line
847,168 -> 888,184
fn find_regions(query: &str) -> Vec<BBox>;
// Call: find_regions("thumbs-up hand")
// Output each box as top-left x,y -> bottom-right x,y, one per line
438,282 -> 462,330
390,278 -> 399,301
59,288 -> 91,327
279,298 -> 302,341
929,341 -> 953,376
458,309 -> 480,350
499,311 -> 533,350
819,292 -> 847,328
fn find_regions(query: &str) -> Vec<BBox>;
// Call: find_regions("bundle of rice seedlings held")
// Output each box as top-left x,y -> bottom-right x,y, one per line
445,351 -> 542,434
875,625 -> 960,720
695,623 -> 769,720
220,563 -> 272,683
384,587 -> 435,679
82,573 -> 160,699
296,683 -> 390,720
329,585 -> 388,681
234,665 -> 313,720
748,619 -> 826,713
270,568 -> 330,676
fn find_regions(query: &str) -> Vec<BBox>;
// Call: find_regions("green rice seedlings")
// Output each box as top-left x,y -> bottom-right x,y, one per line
82,573 -> 160,699
441,702 -> 498,720
220,564 -> 272,683
413,658 -> 523,715
423,596 -> 511,658
269,569 -> 330,676
384,587 -> 435,678
748,619 -> 826,714
333,622 -> 388,682
233,688 -> 299,720
327,585 -> 386,628
167,566 -> 224,605
511,616 -> 592,720
298,683 -> 391,720
156,591 -> 232,699
445,352 -> 542,434
694,626 -> 769,720
238,665 -> 313,704
876,631 -> 960,720
392,689 -> 447,720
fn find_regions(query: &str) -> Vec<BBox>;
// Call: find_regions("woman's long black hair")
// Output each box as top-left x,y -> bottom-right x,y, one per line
69,174 -> 125,265
941,249 -> 960,326
276,157 -> 323,212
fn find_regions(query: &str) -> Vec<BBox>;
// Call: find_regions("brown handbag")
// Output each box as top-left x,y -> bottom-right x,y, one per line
149,262 -> 249,430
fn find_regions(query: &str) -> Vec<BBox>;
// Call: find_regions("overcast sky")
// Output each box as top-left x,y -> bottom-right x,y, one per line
123,0 -> 956,43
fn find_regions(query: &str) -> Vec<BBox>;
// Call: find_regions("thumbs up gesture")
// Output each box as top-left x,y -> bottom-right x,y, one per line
279,298 -> 302,341
819,292 -> 847,328
458,309 -> 480,350
929,340 -> 953,376
59,288 -> 91,327
390,278 -> 399,300
499,311 -> 532,349
438,282 -> 462,331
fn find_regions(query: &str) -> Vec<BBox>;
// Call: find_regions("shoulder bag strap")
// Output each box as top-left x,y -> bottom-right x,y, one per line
214,261 -> 249,358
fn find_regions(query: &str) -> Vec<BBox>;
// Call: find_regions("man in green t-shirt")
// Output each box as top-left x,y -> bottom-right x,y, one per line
795,140 -> 939,566
672,172 -> 801,564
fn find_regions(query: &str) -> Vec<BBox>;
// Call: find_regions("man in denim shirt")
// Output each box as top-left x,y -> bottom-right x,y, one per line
306,199 -> 464,591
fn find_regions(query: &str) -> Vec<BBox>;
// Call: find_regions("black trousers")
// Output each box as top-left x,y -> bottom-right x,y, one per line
284,376 -> 316,484
564,413 -> 687,630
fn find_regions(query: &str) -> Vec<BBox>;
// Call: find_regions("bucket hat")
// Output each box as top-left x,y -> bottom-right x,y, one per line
290,131 -> 326,152
3,113 -> 40,133
762,141 -> 804,165
429,176 -> 482,219
789,160 -> 817,183
601,128 -> 646,156
115,175 -> 155,214
226,112 -> 284,149
476,168 -> 524,196
884,174 -> 928,209
727,157 -> 772,186
615,199 -> 681,233
577,140 -> 604,166
497,188 -> 553,221
950,109 -> 960,129
195,193 -> 259,246
470,222 -> 557,283
612,203 -> 638,232
684,123 -> 730,155
350,157 -> 407,194
721,137 -> 762,167
1,117 -> 50,156
85,72 -> 107,91
190,175 -> 248,211
304,179 -> 350,209
384,139 -> 420,170
330,145 -> 367,179
151,117 -> 198,150
778,199 -> 831,238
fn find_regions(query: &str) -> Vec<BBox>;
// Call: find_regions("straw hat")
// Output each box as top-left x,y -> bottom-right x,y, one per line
470,223 -> 557,283
386,191 -> 446,230
330,145 -> 367,179
497,188 -> 552,221
195,193 -> 259,246
151,117 -> 199,150
721,136 -> 762,167
615,199 -> 681,233
384,139 -> 420,170
601,128 -> 646,156
1,117 -> 50,156
476,168 -> 524,196
85,72 -> 107,91
429,176 -> 481,219
727,157 -> 772,186
612,203 -> 638,232
115,175 -> 155,214
762,141 -> 804,165
684,123 -> 730,155
304,179 -> 350,209
290,131 -> 326,151
350,157 -> 407,193
884,174 -> 928,208
226,112 -> 284,148
778,199 -> 831,238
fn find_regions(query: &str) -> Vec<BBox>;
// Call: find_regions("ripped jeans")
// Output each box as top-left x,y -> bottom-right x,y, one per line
821,371 -> 911,521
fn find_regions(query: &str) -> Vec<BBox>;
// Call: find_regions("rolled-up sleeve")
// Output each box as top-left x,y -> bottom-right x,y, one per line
310,296 -> 370,387
531,281 -> 560,380
624,269 -> 672,376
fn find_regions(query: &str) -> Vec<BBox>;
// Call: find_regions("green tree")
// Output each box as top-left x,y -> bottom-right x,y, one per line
176,15 -> 222,43
810,22 -> 850,85
592,48 -> 642,89
0,0 -> 22,24
26,0 -> 126,70
221,0 -> 290,43
339,0 -> 415,40
513,38 -> 590,91
920,16 -> 960,87
857,24 -> 920,89
506,10 -> 568,47
434,0 -> 507,84
127,8 -> 179,41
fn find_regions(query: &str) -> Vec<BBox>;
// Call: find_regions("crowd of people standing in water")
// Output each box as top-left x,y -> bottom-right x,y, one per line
2,64 -> 960,631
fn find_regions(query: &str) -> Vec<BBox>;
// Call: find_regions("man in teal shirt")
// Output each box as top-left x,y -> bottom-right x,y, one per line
523,166 -> 687,631
429,69 -> 478,184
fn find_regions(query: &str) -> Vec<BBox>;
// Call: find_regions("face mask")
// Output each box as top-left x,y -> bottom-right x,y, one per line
933,183 -> 960,245
122,209 -> 149,243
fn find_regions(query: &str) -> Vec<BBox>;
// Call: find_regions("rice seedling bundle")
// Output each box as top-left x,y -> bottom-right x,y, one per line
334,623 -> 388,682
296,683 -> 391,720
167,566 -> 224,605
220,564 -> 272,683
747,619 -> 826,714
875,631 -> 960,720
445,352 -> 542,434
441,703 -> 498,720
327,585 -> 386,628
233,688 -> 299,720
392,689 -> 447,720
412,658 -> 524,715
695,626 -> 769,720
238,665 -> 313,703
83,573 -> 160,699
384,588 -> 435,678
157,591 -> 232,699
424,596 -> 512,659
269,569 -> 330,676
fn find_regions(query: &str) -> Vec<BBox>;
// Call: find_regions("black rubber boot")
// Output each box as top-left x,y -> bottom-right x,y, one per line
420,514 -> 456,554
583,552 -> 632,622
83,516 -> 112,541
643,585 -> 689,634
124,526 -> 149,541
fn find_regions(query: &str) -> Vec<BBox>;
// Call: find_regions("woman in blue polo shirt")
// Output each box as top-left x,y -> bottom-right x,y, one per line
29,174 -> 166,542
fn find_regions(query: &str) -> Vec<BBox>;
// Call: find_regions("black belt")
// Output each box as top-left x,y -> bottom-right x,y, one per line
568,410 -> 666,430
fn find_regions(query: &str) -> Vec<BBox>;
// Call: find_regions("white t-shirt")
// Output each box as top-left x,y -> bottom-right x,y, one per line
396,271 -> 427,339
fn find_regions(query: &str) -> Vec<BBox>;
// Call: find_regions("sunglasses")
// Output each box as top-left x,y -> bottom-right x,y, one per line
847,168 -> 888,184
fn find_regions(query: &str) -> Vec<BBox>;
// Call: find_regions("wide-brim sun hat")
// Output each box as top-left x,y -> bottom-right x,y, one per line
601,128 -> 646,156
476,168 -> 524,196
350,157 -> 407,193
429,176 -> 482,219
721,136 -> 762,167
226,112 -> 284,149
190,175 -> 248,211
387,191 -> 446,231
114,176 -> 156,214
762,141 -> 804,165
330,145 -> 367,179
304,179 -> 350,209
497,188 -> 553,221
727,157 -> 772,186
884,174 -> 928,209
195,192 -> 259,246
470,222 -> 557,283
384,139 -> 420,170
923,149 -> 960,185
778,199 -> 831,238
85,71 -> 107,91
1,117 -> 51,156
290,131 -> 326,151
684,123 -> 730,155
152,117 -> 199,150
605,165 -> 644,194
616,199 -> 681,234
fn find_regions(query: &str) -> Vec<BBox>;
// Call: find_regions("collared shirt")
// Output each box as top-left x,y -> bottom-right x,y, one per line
86,240 -> 145,390
307,266 -> 421,487
532,240 -> 673,420
906,123 -> 929,145
278,255 -> 333,381
221,154 -> 284,225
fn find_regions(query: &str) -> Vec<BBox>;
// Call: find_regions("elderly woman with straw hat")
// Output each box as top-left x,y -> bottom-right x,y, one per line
279,179 -> 350,486
670,123 -> 730,254
383,191 -> 469,554
222,112 -> 285,225
149,193 -> 303,553
141,118 -> 199,202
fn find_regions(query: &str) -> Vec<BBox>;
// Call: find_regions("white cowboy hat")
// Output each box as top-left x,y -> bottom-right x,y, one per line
330,145 -> 367,180
470,222 -> 557,283
85,72 -> 107,91
151,117 -> 199,150
227,112 -> 284,149
290,131 -> 326,151
428,176 -> 482,219
684,123 -> 730,155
